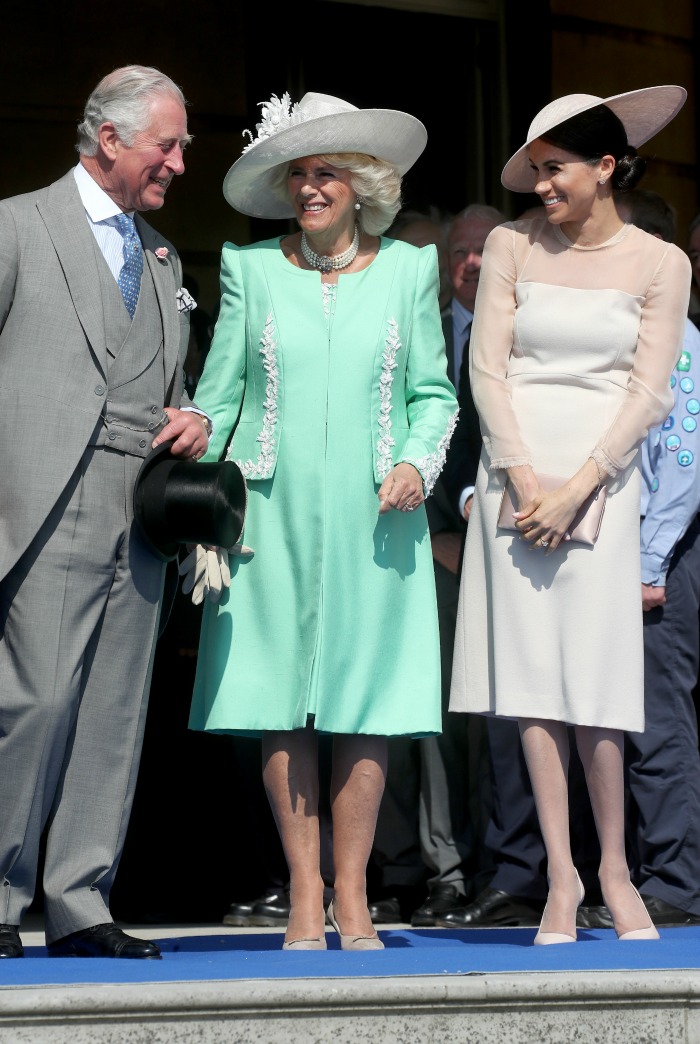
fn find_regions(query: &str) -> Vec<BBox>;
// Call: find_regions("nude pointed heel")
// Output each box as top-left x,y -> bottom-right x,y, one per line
326,900 -> 384,951
282,936 -> 327,951
616,886 -> 660,941
534,870 -> 585,946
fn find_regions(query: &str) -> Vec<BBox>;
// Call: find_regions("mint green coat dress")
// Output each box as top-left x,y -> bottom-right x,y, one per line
188,236 -> 458,736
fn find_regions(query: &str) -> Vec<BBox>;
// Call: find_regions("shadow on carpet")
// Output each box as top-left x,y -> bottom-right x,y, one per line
5,926 -> 700,986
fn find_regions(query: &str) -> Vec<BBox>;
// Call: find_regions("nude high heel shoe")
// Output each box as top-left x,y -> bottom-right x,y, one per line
282,936 -> 327,951
326,900 -> 384,951
616,886 -> 660,941
534,870 -> 585,946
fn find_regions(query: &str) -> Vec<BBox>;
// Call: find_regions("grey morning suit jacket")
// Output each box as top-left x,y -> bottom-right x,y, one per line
0,169 -> 191,581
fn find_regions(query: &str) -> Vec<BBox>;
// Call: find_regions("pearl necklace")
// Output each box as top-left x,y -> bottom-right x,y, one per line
301,224 -> 360,273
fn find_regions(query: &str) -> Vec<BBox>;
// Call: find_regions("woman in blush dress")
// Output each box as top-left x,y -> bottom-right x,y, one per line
450,86 -> 690,944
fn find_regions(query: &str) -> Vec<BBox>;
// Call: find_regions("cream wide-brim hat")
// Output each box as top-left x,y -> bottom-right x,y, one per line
223,91 -> 428,218
501,85 -> 687,193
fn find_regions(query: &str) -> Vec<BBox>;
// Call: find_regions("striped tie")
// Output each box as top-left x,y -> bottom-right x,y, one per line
116,213 -> 143,319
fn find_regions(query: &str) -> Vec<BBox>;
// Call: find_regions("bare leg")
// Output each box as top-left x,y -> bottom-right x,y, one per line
262,724 -> 325,943
519,718 -> 582,937
575,725 -> 656,937
330,734 -> 388,936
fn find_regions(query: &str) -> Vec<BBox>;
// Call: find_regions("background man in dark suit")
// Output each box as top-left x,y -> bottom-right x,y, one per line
370,204 -> 504,926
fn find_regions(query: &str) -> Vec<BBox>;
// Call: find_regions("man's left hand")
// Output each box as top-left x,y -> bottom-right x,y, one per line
642,583 -> 666,612
152,408 -> 209,460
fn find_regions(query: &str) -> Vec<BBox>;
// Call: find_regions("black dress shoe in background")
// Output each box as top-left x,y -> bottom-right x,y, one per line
411,885 -> 464,927
0,924 -> 23,958
436,887 -> 545,928
47,923 -> 162,959
576,904 -> 614,929
222,897 -> 257,927
642,895 -> 700,926
368,896 -> 403,924
223,891 -> 280,927
247,890 -> 291,927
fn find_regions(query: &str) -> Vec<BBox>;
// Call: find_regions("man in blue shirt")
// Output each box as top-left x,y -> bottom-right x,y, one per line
616,189 -> 700,925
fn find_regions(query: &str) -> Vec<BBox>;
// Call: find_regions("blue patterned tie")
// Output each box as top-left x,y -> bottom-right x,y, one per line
116,213 -> 143,319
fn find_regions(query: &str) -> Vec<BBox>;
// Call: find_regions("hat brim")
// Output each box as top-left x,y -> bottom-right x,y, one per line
223,109 -> 427,218
501,85 -> 687,193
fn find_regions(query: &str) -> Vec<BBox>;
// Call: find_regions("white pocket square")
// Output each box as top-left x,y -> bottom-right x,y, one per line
176,287 -> 197,313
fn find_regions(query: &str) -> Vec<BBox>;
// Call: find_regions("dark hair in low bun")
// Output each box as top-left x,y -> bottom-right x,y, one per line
541,103 -> 646,191
611,151 -> 646,191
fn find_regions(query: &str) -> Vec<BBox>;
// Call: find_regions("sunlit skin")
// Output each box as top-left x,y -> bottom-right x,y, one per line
287,156 -> 360,258
81,95 -> 190,213
283,154 -> 423,516
528,138 -> 621,247
447,215 -> 501,313
689,223 -> 700,298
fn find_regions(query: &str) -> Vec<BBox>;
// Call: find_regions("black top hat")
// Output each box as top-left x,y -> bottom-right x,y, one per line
133,442 -> 247,562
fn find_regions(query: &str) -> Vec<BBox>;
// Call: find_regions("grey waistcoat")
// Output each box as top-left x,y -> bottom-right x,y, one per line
90,244 -> 168,457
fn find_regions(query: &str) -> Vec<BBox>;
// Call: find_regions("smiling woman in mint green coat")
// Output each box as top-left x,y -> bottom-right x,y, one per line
186,91 -> 458,951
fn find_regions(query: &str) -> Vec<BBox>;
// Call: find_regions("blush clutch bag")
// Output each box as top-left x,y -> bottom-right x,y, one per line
497,473 -> 607,547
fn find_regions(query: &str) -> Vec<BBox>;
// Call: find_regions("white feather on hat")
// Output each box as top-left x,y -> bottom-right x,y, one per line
223,92 -> 428,218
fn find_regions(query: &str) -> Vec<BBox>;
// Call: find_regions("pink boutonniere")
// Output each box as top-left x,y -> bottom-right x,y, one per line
155,247 -> 169,262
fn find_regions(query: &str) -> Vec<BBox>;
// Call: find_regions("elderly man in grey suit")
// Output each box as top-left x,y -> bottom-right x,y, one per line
0,65 -> 209,959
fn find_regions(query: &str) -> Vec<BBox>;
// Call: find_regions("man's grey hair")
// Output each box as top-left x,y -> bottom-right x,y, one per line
453,202 -> 506,225
76,65 -> 188,156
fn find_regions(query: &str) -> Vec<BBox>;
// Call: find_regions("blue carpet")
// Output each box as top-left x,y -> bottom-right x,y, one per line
3,927 -> 700,986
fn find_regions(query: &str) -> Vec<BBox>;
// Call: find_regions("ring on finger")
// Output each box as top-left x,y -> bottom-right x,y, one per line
540,539 -> 549,548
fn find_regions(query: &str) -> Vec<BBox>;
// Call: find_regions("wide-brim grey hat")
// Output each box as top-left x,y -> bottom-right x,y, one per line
223,91 -> 428,218
502,85 -> 687,192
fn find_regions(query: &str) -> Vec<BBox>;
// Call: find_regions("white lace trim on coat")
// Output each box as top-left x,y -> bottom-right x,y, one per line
403,407 -> 459,496
228,313 -> 279,478
377,318 -> 401,478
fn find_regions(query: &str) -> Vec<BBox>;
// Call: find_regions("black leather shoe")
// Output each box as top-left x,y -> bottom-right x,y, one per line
47,923 -> 162,959
223,895 -> 263,927
0,924 -> 23,958
577,904 -> 614,929
368,897 -> 403,924
247,890 -> 291,927
435,887 -> 545,928
642,895 -> 700,926
411,885 -> 465,927
222,889 -> 288,931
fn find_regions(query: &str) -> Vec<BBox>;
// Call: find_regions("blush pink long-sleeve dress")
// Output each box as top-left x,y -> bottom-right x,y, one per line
450,216 -> 691,731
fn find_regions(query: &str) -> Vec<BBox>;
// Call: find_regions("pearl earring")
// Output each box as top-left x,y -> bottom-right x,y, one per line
598,179 -> 606,186
354,196 -> 363,211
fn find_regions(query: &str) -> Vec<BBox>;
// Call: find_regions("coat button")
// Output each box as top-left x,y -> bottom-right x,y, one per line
95,385 -> 105,396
